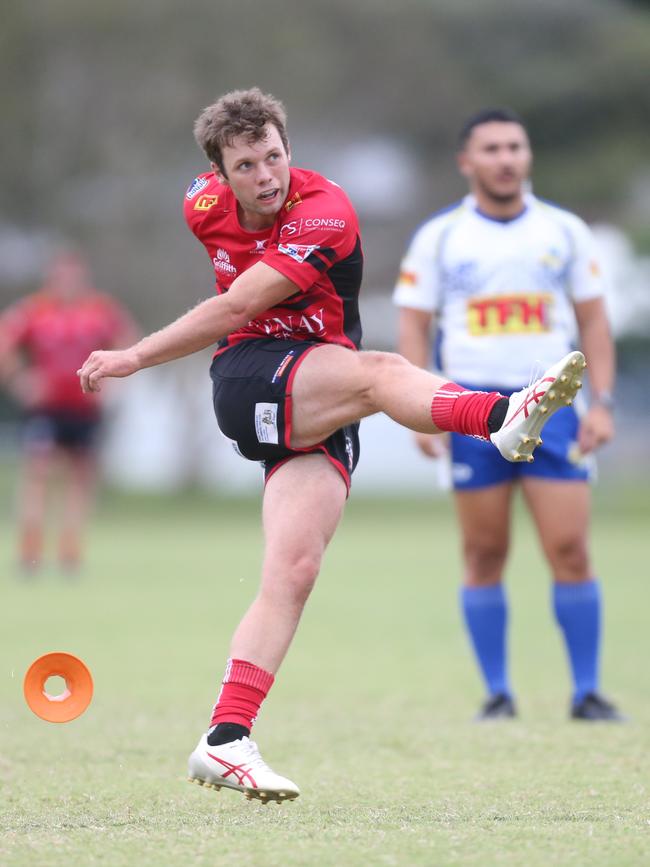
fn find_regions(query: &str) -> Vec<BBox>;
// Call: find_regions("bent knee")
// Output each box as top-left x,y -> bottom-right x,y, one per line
463,541 -> 508,585
357,351 -> 412,411
547,537 -> 590,579
262,552 -> 322,606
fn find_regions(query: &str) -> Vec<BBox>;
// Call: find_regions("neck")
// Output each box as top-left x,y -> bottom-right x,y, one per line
471,188 -> 527,221
237,203 -> 275,232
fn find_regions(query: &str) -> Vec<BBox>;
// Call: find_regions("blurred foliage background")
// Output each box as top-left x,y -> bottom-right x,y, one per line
2,0 -> 649,321
0,0 -> 648,487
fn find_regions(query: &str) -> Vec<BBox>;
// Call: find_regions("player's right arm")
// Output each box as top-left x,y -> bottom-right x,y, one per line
78,262 -> 299,393
393,222 -> 447,458
397,306 -> 447,458
0,300 -> 43,407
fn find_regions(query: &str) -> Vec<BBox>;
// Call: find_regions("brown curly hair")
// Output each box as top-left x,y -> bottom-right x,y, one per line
194,87 -> 290,175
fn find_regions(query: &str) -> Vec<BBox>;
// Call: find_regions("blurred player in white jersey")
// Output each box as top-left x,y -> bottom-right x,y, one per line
394,108 -> 624,721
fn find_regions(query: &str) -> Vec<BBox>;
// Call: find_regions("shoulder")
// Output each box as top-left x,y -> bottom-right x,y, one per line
183,172 -> 231,232
530,195 -> 593,239
283,168 -> 357,218
0,292 -> 42,334
406,198 -> 468,250
5,291 -> 42,317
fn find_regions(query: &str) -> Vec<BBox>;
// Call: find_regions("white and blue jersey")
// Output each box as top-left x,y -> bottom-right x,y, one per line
393,193 -> 603,488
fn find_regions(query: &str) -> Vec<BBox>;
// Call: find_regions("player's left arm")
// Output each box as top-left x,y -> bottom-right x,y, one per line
574,296 -> 616,454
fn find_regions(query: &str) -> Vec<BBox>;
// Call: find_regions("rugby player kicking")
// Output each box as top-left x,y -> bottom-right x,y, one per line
78,89 -> 585,801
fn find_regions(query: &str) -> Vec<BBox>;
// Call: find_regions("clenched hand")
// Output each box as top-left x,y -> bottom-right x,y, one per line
77,348 -> 140,393
577,404 -> 615,455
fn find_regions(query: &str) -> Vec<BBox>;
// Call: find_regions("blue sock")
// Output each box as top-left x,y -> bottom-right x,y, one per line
553,579 -> 601,704
461,584 -> 510,698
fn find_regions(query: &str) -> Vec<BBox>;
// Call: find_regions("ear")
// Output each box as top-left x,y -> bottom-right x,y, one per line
457,150 -> 472,181
211,162 -> 229,186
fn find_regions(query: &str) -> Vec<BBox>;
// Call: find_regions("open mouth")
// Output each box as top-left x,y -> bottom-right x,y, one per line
258,189 -> 279,203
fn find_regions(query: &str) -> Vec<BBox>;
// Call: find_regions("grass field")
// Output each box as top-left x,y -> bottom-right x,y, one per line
1,481 -> 649,866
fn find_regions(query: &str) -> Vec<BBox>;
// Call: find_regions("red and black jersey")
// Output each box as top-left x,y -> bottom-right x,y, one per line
184,167 -> 363,354
0,291 -> 132,414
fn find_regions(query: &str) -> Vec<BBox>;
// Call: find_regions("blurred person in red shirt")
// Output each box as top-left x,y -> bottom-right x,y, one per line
0,249 -> 138,574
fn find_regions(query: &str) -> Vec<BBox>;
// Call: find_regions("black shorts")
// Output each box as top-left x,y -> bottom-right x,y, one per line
210,338 -> 360,491
22,410 -> 101,453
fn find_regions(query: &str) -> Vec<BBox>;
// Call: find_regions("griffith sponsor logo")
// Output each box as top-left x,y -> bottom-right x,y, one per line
277,242 -> 319,264
284,192 -> 302,212
194,194 -> 219,211
251,239 -> 269,255
280,217 -> 346,236
186,177 -> 209,200
589,260 -> 601,278
212,248 -> 237,276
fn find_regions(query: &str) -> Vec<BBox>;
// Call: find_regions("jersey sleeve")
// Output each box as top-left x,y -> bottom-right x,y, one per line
183,174 -> 214,240
563,214 -> 605,303
392,220 -> 442,312
262,184 -> 358,292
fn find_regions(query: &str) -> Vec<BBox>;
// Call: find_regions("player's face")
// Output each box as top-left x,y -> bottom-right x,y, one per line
47,255 -> 91,301
458,122 -> 531,205
215,124 -> 291,230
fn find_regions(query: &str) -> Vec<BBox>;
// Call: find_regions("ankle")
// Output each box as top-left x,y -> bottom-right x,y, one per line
207,722 -> 250,746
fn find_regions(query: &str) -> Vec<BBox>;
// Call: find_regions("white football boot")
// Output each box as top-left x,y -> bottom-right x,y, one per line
188,734 -> 300,803
490,350 -> 587,463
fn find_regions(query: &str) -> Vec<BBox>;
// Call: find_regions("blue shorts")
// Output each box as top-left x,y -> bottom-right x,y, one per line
450,383 -> 593,490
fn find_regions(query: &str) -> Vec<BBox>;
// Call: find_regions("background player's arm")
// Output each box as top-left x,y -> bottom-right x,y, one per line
78,263 -> 298,393
397,306 -> 447,458
574,296 -> 616,454
0,310 -> 43,407
0,326 -> 22,393
398,306 -> 435,370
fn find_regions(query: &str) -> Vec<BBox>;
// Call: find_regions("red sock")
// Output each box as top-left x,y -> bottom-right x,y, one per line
209,658 -> 274,730
431,382 -> 503,441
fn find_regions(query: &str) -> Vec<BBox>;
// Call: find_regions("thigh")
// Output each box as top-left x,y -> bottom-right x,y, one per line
22,412 -> 57,456
522,477 -> 591,556
454,482 -> 514,557
261,452 -> 348,578
520,402 -> 594,482
289,342 -> 372,445
210,338 -> 322,461
265,422 -> 360,494
210,339 -> 361,488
